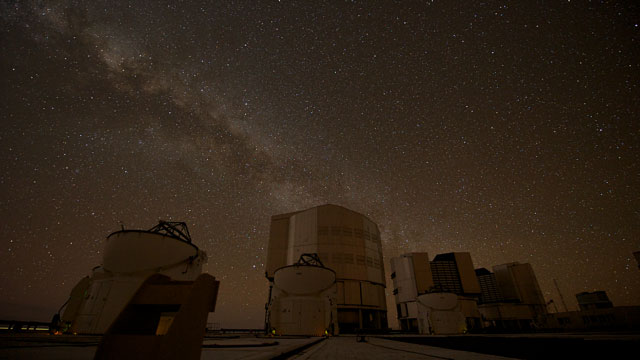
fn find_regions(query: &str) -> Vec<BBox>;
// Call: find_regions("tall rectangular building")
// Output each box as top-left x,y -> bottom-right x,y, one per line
390,253 -> 433,331
477,262 -> 548,331
390,252 -> 482,332
430,253 -> 481,296
493,262 -> 545,306
266,204 -> 387,332
475,268 -> 503,304
576,291 -> 613,311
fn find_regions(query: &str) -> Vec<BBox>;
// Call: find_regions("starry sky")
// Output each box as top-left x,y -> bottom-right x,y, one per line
1,1 -> 639,328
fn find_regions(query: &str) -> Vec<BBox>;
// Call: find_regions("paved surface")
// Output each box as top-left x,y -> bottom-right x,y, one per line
380,333 -> 640,359
0,334 -> 321,360
0,334 -> 100,360
0,333 -> 515,360
3,332 -> 637,359
201,336 -> 322,360
290,336 -> 516,360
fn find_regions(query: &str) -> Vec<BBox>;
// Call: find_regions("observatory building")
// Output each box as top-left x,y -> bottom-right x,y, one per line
266,204 -> 388,333
476,262 -> 547,330
391,252 -> 481,334
59,221 -> 218,337
267,254 -> 338,336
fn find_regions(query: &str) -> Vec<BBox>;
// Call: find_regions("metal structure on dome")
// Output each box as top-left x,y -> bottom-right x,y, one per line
148,221 -> 192,243
57,221 -> 216,337
296,253 -> 325,267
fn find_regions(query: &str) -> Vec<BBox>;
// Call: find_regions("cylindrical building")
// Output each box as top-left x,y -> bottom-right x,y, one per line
61,221 -> 207,334
266,204 -> 387,332
268,255 -> 338,336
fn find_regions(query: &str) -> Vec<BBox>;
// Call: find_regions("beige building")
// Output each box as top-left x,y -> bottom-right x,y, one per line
60,221 -> 211,335
266,204 -> 387,332
476,262 -> 547,330
576,291 -> 613,311
266,254 -> 338,336
493,262 -> 545,306
390,252 -> 482,333
544,291 -> 639,331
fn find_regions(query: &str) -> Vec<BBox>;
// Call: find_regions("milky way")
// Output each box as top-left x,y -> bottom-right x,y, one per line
1,1 -> 638,327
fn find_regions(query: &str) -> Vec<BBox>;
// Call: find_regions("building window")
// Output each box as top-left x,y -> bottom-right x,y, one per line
341,227 -> 353,237
343,253 -> 354,264
317,226 -> 329,236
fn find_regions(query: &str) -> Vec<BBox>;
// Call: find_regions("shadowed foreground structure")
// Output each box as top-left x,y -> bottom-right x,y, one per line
60,222 -> 209,335
95,273 -> 219,360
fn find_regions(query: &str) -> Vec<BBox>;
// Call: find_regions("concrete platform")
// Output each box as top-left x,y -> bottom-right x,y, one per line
201,336 -> 322,360
0,334 -> 321,360
379,333 -> 640,359
2,332 -> 638,359
291,336 -> 516,360
0,334 -> 100,360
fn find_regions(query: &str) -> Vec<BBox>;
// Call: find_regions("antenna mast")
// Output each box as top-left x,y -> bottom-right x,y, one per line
553,278 -> 569,312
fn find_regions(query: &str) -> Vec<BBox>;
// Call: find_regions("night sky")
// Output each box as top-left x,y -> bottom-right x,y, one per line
1,1 -> 639,328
